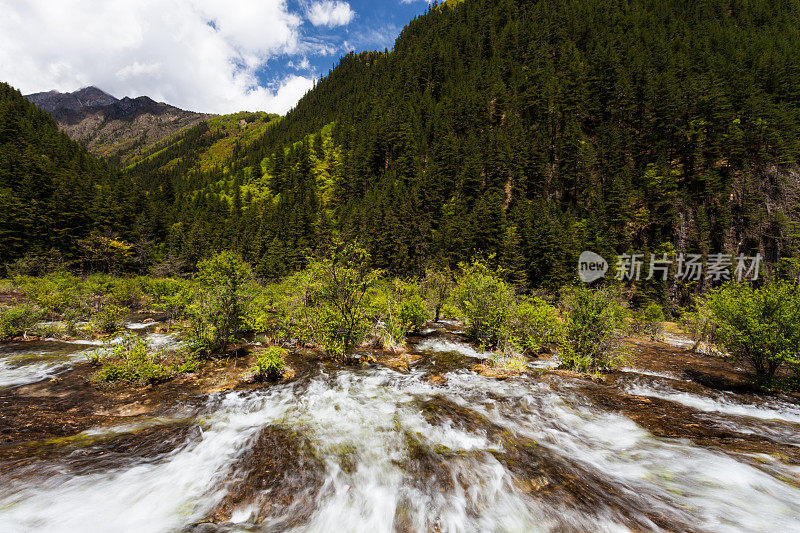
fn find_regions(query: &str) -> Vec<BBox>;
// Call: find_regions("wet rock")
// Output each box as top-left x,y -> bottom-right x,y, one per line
1,420 -> 201,475
206,425 -> 325,527
416,395 -> 496,435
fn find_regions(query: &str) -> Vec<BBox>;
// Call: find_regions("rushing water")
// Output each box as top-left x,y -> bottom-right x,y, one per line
0,340 -> 88,388
2,336 -> 800,532
0,324 -> 179,390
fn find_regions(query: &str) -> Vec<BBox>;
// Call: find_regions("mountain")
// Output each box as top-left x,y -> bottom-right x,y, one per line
0,82 -> 136,268
121,0 -> 800,293
26,86 -> 118,112
25,86 -> 212,164
5,0 -> 800,296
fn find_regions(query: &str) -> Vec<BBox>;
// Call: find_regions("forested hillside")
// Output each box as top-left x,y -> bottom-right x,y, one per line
6,0 -> 800,298
121,0 -> 800,294
0,82 -> 136,270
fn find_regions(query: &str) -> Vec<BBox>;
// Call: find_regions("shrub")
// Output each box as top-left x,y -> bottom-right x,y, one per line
63,308 -> 81,337
509,296 -> 562,354
93,305 -> 126,334
631,302 -> 665,340
107,278 -> 144,309
31,322 -> 64,339
679,304 -> 720,353
252,346 -> 287,381
14,272 -> 83,314
452,260 -> 514,349
298,243 -> 383,358
438,302 -> 461,321
704,281 -> 800,383
423,266 -> 455,322
485,353 -> 529,373
0,304 -> 46,340
372,280 -> 430,350
90,334 -> 171,386
160,285 -> 196,327
559,287 -> 627,372
247,277 -> 306,344
187,252 -> 253,357
397,294 -> 429,333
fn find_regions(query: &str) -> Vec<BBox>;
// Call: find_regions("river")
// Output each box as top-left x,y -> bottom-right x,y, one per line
1,325 -> 799,532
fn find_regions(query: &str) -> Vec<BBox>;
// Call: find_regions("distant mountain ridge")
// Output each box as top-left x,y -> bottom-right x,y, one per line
24,86 -> 213,164
26,86 -> 118,112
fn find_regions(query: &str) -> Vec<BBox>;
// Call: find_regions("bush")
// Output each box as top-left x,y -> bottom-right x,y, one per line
14,272 -> 83,314
631,302 -> 665,340
372,280 -> 430,350
246,278 -> 304,344
187,252 -> 253,357
679,304 -> 720,353
509,296 -> 562,354
397,295 -> 429,333
90,334 -> 171,386
0,304 -> 46,340
93,305 -> 126,334
159,284 -> 195,327
423,266 -> 455,322
107,278 -> 144,309
252,346 -> 287,381
559,287 -> 627,372
485,353 -> 529,373
704,281 -> 800,383
452,260 -> 515,349
298,243 -> 383,358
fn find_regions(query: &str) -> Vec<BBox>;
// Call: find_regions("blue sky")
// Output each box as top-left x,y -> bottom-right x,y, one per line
0,0 -> 434,114
255,0 -> 431,95
260,0 -> 430,83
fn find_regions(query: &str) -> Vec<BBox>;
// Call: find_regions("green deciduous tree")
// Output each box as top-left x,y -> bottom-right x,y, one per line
704,281 -> 800,383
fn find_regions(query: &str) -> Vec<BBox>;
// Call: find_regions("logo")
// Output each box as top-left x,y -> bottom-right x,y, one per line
578,251 -> 608,283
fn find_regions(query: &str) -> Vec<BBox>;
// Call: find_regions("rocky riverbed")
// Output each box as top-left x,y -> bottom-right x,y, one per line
1,321 -> 799,532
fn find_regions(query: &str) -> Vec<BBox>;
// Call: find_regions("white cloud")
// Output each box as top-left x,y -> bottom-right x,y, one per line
306,1 -> 355,28
0,0 -> 321,114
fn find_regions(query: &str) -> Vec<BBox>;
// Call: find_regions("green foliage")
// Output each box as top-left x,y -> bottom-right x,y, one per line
485,353 -> 529,373
452,260 -> 514,349
13,272 -> 84,314
92,305 -> 126,334
108,278 -> 144,309
559,287 -> 627,372
704,281 -> 800,383
159,285 -> 196,326
63,308 -> 81,337
396,295 -> 429,333
5,0 -> 800,284
0,82 -> 131,269
252,346 -> 287,381
423,267 -> 455,322
680,304 -> 720,353
0,304 -> 46,340
187,251 -> 253,357
509,297 -> 562,354
90,334 -> 172,386
631,303 -> 666,340
245,277 -> 303,343
372,279 -> 430,350
298,243 -> 383,357
451,261 -> 562,355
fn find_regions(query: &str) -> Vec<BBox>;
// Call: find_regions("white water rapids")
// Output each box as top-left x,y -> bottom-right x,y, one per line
0,329 -> 181,390
1,338 -> 800,531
